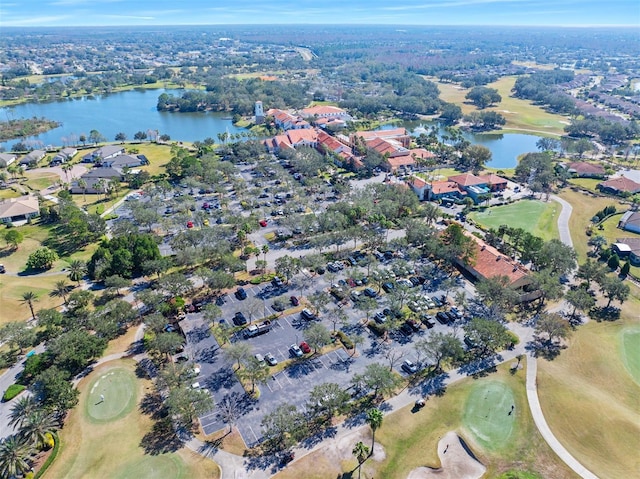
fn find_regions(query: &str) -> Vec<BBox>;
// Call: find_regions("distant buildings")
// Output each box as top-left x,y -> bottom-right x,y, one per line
82,145 -> 125,163
0,153 -> 17,168
563,161 -> 606,179
618,210 -> 640,234
19,150 -> 46,167
50,147 -> 78,166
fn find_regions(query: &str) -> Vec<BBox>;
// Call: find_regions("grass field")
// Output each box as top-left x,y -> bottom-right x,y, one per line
567,178 -> 601,193
462,380 -> 516,451
44,359 -> 220,479
621,327 -> 640,385
468,199 -> 560,241
274,363 -> 576,479
85,367 -> 138,423
433,76 -> 569,137
22,171 -> 60,193
537,295 -> 640,479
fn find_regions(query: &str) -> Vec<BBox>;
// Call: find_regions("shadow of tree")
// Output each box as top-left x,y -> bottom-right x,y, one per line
140,417 -> 182,455
526,338 -> 566,360
139,391 -> 166,420
589,306 -> 621,322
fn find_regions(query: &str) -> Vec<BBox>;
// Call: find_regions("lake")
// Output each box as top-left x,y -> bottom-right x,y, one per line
0,88 -> 244,151
1,89 -> 543,169
407,123 -> 541,169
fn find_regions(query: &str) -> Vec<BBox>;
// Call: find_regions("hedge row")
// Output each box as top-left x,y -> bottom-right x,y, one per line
2,383 -> 25,402
34,433 -> 60,479
334,331 -> 353,349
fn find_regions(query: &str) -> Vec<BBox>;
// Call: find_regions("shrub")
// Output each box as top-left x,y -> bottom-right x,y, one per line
334,331 -> 353,349
2,383 -> 26,401
34,433 -> 59,479
367,321 -> 386,337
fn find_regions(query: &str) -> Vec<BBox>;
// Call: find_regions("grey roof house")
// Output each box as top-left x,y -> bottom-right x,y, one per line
0,195 -> 40,224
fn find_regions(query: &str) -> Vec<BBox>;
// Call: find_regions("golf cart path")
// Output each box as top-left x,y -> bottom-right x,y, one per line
524,194 -> 598,479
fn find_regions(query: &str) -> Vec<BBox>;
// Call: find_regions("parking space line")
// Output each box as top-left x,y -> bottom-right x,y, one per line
248,425 -> 260,444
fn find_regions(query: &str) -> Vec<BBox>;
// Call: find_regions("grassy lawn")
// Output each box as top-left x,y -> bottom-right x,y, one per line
44,359 -> 220,479
433,76 -> 569,137
537,295 -> 640,479
468,199 -> 560,241
557,188 -> 617,261
127,142 -> 174,177
23,171 -> 60,192
0,220 -> 98,324
462,380 -> 516,451
0,187 -> 22,200
621,326 -> 640,385
567,178 -> 602,193
274,363 -> 576,479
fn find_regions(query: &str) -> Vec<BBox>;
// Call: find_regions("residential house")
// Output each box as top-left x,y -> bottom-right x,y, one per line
0,195 -> 40,224
597,176 -> 640,196
618,210 -> 640,234
70,166 -> 124,195
564,161 -> 606,178
100,154 -> 148,169
19,150 -> 46,167
612,238 -> 640,266
50,147 -> 78,166
80,167 -> 124,180
0,153 -> 17,168
82,145 -> 125,163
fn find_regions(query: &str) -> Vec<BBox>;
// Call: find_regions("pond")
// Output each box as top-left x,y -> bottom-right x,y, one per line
0,88 -> 245,151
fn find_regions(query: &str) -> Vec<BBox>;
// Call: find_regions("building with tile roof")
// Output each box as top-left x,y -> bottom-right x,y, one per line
565,161 -> 606,178
598,176 -> 640,195
0,195 -> 40,224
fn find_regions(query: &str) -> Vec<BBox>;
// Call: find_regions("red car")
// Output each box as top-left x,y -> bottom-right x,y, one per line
186,221 -> 194,228
259,219 -> 268,227
299,341 -> 311,354
290,296 -> 299,306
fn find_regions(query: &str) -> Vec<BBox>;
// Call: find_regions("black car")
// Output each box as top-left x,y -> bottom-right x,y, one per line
316,266 -> 325,274
400,323 -> 414,336
235,287 -> 247,300
382,282 -> 395,293
233,311 -> 248,325
436,311 -> 450,325
421,315 -> 436,328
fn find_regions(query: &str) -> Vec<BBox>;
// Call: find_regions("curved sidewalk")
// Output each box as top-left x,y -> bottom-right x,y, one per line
526,357 -> 599,479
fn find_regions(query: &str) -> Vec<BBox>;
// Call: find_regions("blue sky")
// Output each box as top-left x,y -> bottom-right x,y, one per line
1,0 -> 639,27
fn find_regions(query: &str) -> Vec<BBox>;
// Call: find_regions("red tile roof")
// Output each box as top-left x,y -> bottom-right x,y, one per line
567,162 -> 606,175
409,176 -> 428,188
431,180 -> 465,195
287,129 -> 318,144
385,154 -> 416,169
477,173 -> 508,185
599,176 -> 640,194
301,105 -> 347,116
465,233 -> 530,286
448,173 -> 486,187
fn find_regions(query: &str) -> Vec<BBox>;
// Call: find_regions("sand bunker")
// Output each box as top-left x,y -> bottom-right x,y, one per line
407,431 -> 486,479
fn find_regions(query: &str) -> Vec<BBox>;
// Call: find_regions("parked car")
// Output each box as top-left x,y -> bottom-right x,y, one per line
255,353 -> 265,364
363,287 -> 377,298
265,352 -> 278,366
374,312 -> 387,324
382,282 -> 395,293
436,311 -> 450,325
186,221 -> 194,228
431,296 -> 443,307
400,323 -> 414,336
233,311 -> 248,325
406,319 -> 421,332
289,344 -> 303,357
401,359 -> 418,374
290,296 -> 299,306
299,341 -> 311,354
259,219 -> 268,227
235,287 -> 247,300
301,308 -> 316,321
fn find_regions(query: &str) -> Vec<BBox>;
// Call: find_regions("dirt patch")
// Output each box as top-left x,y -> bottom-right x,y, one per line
406,431 -> 485,479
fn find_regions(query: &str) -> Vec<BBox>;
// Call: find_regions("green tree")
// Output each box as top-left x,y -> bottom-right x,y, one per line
4,229 -> 23,250
307,382 -> 350,420
104,275 -> 131,296
307,290 -> 331,317
48,329 -> 107,375
534,239 -> 577,277
600,276 -> 630,308
565,287 -> 595,318
8,396 -> 40,430
352,441 -> 370,479
607,253 -> 620,270
68,259 -> 87,284
261,403 -> 306,450
359,363 -> 402,398
620,261 -> 631,277
465,86 -> 501,109
33,366 -> 80,414
475,275 -> 520,312
20,291 -> 38,320
26,247 -> 59,270
460,144 -> 492,173
414,332 -> 463,371
0,435 -> 33,479
225,342 -> 252,371
274,255 -> 302,284
240,356 -> 270,394
303,323 -> 332,353
18,410 -> 59,449
52,279 -> 71,305
576,260 -> 606,289
366,408 -> 384,455
165,386 -> 214,430
534,312 -> 571,344
463,318 -> 512,356
149,332 -> 184,361
0,321 -> 36,353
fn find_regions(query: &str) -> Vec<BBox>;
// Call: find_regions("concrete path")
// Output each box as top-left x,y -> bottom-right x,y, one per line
551,195 -> 574,248
526,357 -> 599,479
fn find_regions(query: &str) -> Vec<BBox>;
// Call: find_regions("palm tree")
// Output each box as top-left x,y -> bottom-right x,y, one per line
261,244 -> 269,274
366,408 -> 383,456
8,396 -> 40,430
52,280 -> 70,305
18,410 -> 59,449
68,260 -> 86,285
352,441 -> 370,479
0,435 -> 33,479
20,291 -> 38,321
78,178 -> 87,203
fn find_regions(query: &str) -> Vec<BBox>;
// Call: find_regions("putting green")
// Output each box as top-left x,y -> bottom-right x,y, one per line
621,328 -> 640,385
463,380 -> 516,450
85,367 -> 137,423
114,455 -> 186,479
